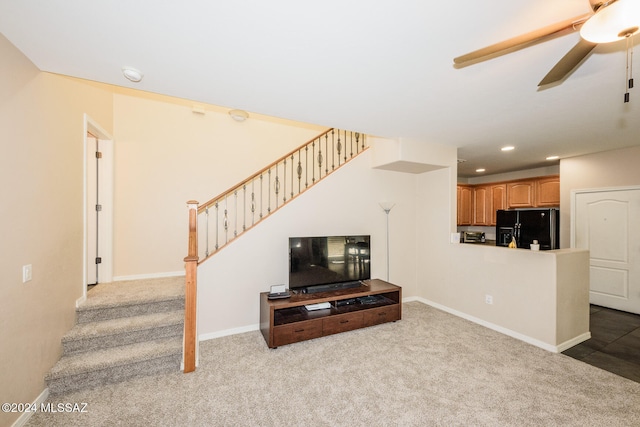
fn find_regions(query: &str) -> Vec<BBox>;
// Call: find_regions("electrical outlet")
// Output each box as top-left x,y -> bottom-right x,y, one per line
22,264 -> 32,283
485,294 -> 493,305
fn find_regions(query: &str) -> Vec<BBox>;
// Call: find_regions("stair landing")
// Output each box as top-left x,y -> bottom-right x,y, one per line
83,276 -> 185,309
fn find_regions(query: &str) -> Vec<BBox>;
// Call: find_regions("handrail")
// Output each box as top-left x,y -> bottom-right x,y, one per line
183,128 -> 368,372
198,128 -> 333,213
196,128 -> 366,264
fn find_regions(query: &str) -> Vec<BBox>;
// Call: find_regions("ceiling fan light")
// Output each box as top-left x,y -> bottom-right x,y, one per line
580,0 -> 640,43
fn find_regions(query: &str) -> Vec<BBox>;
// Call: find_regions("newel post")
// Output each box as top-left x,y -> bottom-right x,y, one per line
183,200 -> 199,373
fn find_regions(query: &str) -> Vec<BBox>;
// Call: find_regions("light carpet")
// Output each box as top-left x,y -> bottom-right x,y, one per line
26,301 -> 640,426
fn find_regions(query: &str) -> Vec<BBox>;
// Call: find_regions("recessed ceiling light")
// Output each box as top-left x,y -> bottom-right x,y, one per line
476,168 -> 486,173
501,146 -> 515,152
546,155 -> 559,160
122,66 -> 143,82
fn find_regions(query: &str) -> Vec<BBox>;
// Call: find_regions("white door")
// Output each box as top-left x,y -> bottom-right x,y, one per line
574,188 -> 640,314
85,116 -> 114,289
86,133 -> 99,284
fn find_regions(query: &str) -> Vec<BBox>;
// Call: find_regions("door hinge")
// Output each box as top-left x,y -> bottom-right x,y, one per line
96,151 -> 103,159
96,204 -> 102,212
95,257 -> 102,264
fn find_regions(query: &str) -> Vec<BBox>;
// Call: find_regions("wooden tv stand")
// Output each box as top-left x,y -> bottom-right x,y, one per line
260,279 -> 401,348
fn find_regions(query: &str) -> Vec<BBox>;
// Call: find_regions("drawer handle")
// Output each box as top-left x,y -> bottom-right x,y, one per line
378,312 -> 387,316
340,320 -> 349,324
294,329 -> 305,333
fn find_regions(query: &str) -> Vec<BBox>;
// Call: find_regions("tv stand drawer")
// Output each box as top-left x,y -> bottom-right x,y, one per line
322,312 -> 364,336
363,305 -> 400,326
273,319 -> 322,347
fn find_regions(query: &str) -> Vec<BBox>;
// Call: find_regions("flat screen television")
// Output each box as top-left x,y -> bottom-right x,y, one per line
289,235 -> 370,293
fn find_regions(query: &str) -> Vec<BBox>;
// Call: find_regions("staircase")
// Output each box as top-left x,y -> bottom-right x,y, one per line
45,276 -> 184,394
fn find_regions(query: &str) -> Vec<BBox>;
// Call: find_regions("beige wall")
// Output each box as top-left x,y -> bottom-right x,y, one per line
196,149 -> 419,337
416,160 -> 588,350
112,94 -> 326,278
0,35 -> 113,426
560,145 -> 640,248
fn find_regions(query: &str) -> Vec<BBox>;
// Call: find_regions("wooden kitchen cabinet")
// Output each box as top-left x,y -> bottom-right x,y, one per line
489,184 -> 506,225
507,180 -> 536,208
457,185 -> 473,226
472,186 -> 489,225
457,176 -> 558,226
472,184 -> 506,226
535,175 -> 560,207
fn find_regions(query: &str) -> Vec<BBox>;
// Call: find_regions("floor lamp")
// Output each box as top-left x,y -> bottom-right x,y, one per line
379,202 -> 395,281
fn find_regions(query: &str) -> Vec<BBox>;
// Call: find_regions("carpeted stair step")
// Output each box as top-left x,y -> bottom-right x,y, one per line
46,336 -> 183,395
76,277 -> 185,324
62,310 -> 184,355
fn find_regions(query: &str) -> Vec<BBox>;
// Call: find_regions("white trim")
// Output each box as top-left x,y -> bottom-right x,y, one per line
556,332 -> 592,353
75,294 -> 86,308
11,388 -> 49,427
112,271 -> 185,282
409,297 -> 566,353
199,324 -> 260,342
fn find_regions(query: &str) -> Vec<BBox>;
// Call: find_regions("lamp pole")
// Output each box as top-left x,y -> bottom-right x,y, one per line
379,202 -> 395,282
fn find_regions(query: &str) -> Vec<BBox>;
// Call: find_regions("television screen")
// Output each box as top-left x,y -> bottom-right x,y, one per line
289,235 -> 370,292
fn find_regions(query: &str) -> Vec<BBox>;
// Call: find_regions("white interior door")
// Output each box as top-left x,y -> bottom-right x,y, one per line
574,188 -> 640,314
86,133 -> 99,284
84,116 -> 114,290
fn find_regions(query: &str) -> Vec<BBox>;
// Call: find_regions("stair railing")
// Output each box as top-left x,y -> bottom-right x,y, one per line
183,128 -> 368,372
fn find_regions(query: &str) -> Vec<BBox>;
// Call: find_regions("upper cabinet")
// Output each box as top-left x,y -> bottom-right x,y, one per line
457,175 -> 559,226
489,184 -> 507,225
472,186 -> 489,225
457,185 -> 473,226
535,176 -> 560,207
506,180 -> 536,208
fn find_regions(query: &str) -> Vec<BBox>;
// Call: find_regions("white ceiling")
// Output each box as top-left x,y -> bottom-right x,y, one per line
1,0 -> 639,177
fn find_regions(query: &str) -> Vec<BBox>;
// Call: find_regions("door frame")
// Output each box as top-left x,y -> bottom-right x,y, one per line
80,114 -> 114,305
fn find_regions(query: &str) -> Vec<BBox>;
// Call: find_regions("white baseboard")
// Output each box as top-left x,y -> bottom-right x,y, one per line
199,323 -> 260,342
75,294 -> 86,308
11,388 -> 49,427
112,271 -> 185,282
556,332 -> 591,353
408,297 -> 572,353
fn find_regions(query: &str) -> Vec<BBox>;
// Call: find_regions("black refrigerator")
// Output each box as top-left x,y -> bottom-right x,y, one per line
495,209 -> 559,250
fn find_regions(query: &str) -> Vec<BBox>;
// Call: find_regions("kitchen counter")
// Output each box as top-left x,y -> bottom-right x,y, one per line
443,244 -> 590,352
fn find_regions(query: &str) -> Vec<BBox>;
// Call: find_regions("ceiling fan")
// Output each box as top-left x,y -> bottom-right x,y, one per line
454,0 -> 640,86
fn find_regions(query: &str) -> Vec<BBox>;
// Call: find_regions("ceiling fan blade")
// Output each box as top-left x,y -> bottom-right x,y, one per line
454,13 -> 591,66
538,39 -> 597,86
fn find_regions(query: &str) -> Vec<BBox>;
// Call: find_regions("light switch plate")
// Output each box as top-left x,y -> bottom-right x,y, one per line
22,264 -> 32,283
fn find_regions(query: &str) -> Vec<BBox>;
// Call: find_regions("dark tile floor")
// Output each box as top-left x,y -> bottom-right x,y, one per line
563,305 -> 640,383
